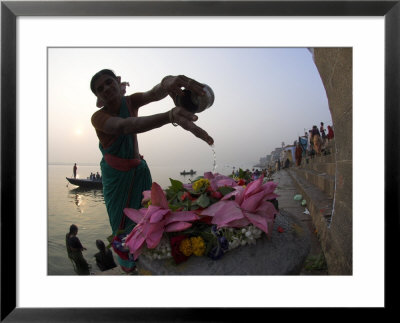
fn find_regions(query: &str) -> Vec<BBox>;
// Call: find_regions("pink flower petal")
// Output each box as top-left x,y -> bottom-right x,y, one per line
204,172 -> 215,180
124,208 -> 146,224
125,229 -> 146,255
221,217 -> 250,228
256,201 -> 279,220
215,178 -> 237,188
141,190 -> 152,203
150,182 -> 169,209
261,181 -> 278,195
133,248 -> 143,260
240,190 -> 265,212
203,200 -> 244,226
145,223 -> 165,249
149,207 -> 169,223
243,177 -> 263,199
164,221 -> 193,232
221,186 -> 244,201
164,211 -> 199,226
244,211 -> 270,235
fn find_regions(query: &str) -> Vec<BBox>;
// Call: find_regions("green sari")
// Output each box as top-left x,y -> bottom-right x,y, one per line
99,97 -> 152,270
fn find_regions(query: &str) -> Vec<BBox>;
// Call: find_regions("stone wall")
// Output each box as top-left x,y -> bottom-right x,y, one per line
312,48 -> 353,275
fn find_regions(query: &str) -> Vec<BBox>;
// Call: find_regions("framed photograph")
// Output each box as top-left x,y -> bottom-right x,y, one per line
2,0 -> 398,320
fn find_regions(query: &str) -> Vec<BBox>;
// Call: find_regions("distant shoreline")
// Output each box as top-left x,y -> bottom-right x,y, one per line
49,162 -> 99,166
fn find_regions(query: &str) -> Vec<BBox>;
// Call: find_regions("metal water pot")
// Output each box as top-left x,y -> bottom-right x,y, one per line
176,84 -> 215,113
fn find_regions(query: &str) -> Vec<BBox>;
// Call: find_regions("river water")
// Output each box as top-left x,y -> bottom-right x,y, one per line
48,162 -> 255,275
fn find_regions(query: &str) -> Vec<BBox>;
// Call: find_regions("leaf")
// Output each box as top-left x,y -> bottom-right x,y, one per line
177,191 -> 184,201
107,234 -> 114,244
165,187 -> 175,200
168,204 -> 182,212
196,193 -> 211,208
169,178 -> 184,192
217,186 -> 235,196
190,205 -> 200,211
115,229 -> 126,236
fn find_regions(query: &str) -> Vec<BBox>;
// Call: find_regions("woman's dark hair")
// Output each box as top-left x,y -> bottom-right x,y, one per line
69,224 -> 78,235
90,69 -> 117,95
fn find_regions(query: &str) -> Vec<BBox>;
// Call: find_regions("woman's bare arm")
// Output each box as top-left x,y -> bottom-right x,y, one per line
101,107 -> 214,145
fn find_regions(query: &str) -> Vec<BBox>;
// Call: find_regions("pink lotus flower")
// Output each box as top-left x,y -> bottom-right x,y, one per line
204,172 -> 238,190
124,182 -> 198,260
200,176 -> 279,236
141,189 -> 152,205
183,172 -> 238,191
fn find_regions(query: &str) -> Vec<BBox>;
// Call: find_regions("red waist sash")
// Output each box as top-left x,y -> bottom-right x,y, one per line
104,154 -> 141,171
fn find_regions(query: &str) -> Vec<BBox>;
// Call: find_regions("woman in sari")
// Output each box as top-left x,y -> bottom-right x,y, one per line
90,69 -> 214,272
312,125 -> 322,155
327,125 -> 334,141
66,224 -> 90,275
295,142 -> 303,166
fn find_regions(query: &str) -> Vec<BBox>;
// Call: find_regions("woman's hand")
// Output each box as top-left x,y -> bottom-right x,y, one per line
161,75 -> 205,101
170,106 -> 214,146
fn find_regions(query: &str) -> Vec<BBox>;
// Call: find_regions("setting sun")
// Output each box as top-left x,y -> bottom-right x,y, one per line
74,128 -> 83,135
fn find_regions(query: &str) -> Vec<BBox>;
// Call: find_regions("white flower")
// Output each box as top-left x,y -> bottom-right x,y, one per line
245,231 -> 252,238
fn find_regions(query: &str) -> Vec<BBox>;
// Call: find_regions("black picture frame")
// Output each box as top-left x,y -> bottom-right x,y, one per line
1,1 -> 398,321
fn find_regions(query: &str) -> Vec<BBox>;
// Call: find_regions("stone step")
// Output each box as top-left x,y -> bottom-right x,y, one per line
290,167 -> 335,198
286,169 -> 334,226
301,160 -> 336,176
303,152 -> 336,165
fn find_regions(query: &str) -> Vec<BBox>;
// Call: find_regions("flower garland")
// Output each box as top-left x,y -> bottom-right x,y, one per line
122,170 -> 279,265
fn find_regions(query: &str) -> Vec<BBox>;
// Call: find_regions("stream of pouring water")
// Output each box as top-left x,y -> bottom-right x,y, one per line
211,145 -> 217,173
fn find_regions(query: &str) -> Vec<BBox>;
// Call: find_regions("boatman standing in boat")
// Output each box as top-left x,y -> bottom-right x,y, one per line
90,69 -> 214,273
73,163 -> 77,178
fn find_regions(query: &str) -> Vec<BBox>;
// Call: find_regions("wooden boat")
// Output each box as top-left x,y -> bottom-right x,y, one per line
180,170 -> 196,176
66,177 -> 103,189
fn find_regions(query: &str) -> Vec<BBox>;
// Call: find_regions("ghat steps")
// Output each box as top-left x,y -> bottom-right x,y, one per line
287,140 -> 336,226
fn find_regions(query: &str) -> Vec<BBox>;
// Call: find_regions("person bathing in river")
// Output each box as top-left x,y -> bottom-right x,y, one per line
94,239 -> 117,272
66,224 -> 90,275
90,69 -> 214,273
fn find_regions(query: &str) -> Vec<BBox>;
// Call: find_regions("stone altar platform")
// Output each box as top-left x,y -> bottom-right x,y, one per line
136,210 -> 311,275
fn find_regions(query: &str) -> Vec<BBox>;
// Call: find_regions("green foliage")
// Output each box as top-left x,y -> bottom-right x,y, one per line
217,186 -> 235,196
237,168 -> 252,182
196,193 -> 211,208
169,178 -> 183,192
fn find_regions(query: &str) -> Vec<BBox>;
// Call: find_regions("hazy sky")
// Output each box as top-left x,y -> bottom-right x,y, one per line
48,47 -> 332,169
